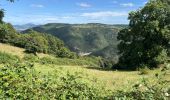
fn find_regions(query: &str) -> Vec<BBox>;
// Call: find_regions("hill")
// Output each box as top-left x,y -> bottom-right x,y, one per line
0,43 -> 168,92
25,23 -> 127,58
14,23 -> 37,31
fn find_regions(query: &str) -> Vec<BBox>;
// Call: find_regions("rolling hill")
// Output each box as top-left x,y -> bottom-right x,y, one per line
0,43 -> 166,92
14,23 -> 37,31
24,23 -> 127,59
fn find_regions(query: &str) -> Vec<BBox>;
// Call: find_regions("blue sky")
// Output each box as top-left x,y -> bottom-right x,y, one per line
0,0 -> 148,25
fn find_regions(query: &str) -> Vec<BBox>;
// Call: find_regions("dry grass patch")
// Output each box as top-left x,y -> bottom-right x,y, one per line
0,43 -> 55,59
0,43 -> 25,58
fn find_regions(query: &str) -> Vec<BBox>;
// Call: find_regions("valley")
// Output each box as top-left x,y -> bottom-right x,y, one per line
0,43 -> 168,91
0,0 -> 170,99
23,23 -> 127,59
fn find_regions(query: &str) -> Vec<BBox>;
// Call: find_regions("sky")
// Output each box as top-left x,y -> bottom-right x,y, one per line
0,0 -> 148,25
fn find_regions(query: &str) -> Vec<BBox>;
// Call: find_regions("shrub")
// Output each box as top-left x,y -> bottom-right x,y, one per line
0,52 -> 20,64
99,58 -> 116,69
111,79 -> 170,100
0,62 -> 110,99
39,57 -> 55,65
138,66 -> 150,75
110,69 -> 170,100
53,71 -> 110,99
23,54 -> 39,63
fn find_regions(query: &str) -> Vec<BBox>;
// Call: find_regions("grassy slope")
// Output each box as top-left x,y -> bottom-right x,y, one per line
35,64 -> 163,90
0,43 -> 25,58
0,43 -> 169,91
0,43 -> 54,59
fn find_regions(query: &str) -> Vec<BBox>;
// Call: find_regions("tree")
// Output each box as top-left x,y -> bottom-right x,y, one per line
24,30 -> 48,54
0,10 -> 4,23
8,0 -> 15,2
0,0 -> 15,23
0,23 -> 17,42
117,0 -> 170,70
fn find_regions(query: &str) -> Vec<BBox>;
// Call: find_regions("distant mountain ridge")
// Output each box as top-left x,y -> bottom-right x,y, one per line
24,23 -> 127,59
14,23 -> 38,31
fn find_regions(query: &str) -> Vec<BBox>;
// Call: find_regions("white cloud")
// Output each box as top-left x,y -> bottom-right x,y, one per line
4,14 -> 75,24
81,11 -> 128,18
30,4 -> 44,8
120,3 -> 134,7
62,16 -> 73,19
143,1 -> 148,4
77,2 -> 91,8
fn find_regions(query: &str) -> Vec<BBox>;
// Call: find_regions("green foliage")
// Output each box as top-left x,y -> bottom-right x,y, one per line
1,62 -> 169,99
39,56 -> 100,67
23,54 -> 39,63
24,30 -> 48,54
26,23 -> 125,58
53,72 -> 109,99
117,0 -> 170,69
99,58 -> 116,69
0,63 -> 110,99
42,33 -> 65,56
22,30 -> 76,58
0,52 -> 19,64
0,23 -> 76,58
56,47 -> 76,58
138,66 -> 150,75
0,23 -> 19,43
7,0 -> 15,2
92,44 -> 119,61
0,9 -> 4,23
111,73 -> 170,100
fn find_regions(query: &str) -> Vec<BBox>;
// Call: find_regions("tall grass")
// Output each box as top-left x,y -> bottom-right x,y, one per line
0,52 -> 20,64
39,57 -> 99,67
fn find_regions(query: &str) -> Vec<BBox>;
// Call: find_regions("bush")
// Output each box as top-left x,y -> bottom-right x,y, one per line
23,54 -> 39,63
0,52 -> 20,64
99,58 -> 116,69
0,63 -> 110,99
110,70 -> 170,100
0,61 -> 169,99
111,79 -> 170,100
39,57 -> 55,65
138,66 -> 150,75
53,71 -> 110,99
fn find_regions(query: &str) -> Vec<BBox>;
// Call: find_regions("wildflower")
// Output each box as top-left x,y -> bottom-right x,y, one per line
139,84 -> 142,87
165,93 -> 169,97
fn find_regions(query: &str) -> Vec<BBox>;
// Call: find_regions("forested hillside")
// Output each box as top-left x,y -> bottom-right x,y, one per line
0,0 -> 170,99
0,23 -> 76,58
25,23 -> 127,58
